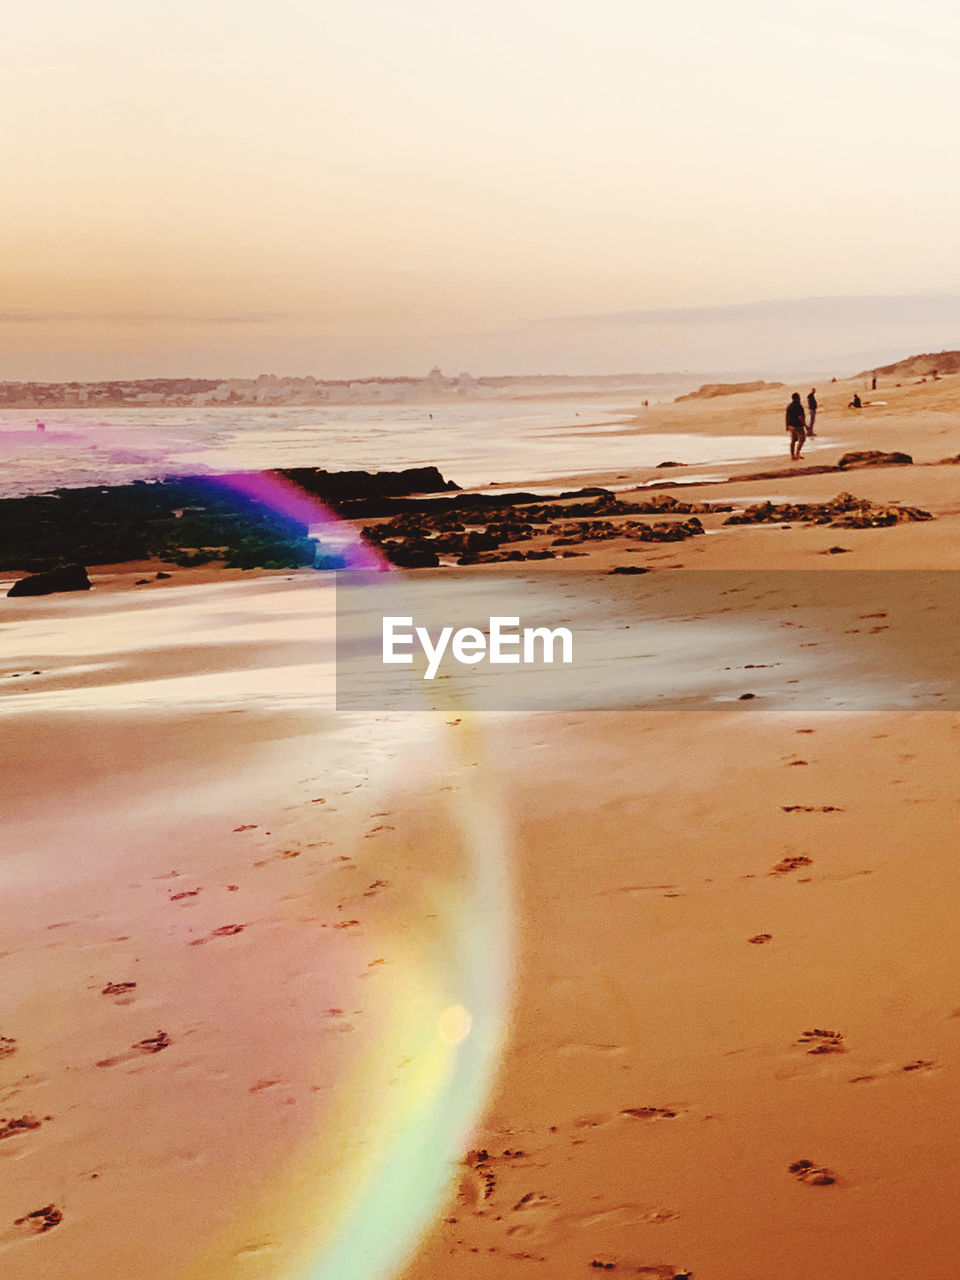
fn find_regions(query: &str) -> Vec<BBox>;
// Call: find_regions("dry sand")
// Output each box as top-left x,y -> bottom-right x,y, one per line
3,370 -> 960,1280
404,710 -> 960,1278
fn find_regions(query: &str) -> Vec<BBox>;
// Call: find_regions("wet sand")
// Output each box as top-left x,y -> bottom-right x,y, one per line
0,584 -> 509,1280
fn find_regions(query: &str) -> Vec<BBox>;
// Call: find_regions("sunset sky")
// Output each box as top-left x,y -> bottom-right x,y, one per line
5,0 -> 960,378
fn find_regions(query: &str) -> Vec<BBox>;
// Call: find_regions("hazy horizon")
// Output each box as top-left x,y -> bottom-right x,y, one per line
2,293 -> 958,385
6,0 -> 960,380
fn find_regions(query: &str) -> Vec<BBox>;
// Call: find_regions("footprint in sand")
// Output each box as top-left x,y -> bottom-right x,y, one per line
233,1241 -> 280,1260
748,933 -> 773,945
506,1187 -> 552,1228
189,924 -> 246,946
617,884 -> 681,897
323,1013 -> 355,1034
558,1044 -> 626,1059
620,1106 -> 680,1121
797,1028 -> 845,1055
461,1158 -> 558,1239
101,982 -> 136,997
459,1149 -> 498,1207
781,805 -> 843,813
0,1037 -> 16,1060
850,1059 -> 939,1083
96,1030 -> 172,1068
770,855 -> 813,876
5,1205 -> 63,1240
254,847 -> 299,866
788,1158 -> 838,1187
573,1114 -> 620,1131
0,1115 -> 50,1142
572,1206 -> 680,1231
589,1264 -> 690,1278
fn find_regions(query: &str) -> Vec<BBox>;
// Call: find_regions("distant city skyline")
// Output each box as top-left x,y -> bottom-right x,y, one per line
6,1 -> 960,379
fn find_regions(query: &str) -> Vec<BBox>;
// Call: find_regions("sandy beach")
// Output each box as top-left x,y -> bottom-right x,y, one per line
405,709 -> 960,1278
4,371 -> 960,1279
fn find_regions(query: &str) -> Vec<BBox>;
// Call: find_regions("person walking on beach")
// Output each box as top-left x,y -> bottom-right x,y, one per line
806,388 -> 817,436
785,392 -> 806,460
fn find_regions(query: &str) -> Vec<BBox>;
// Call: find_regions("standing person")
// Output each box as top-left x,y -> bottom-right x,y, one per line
785,392 -> 806,460
806,387 -> 818,436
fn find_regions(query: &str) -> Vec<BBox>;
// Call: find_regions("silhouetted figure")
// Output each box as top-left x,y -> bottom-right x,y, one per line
806,388 -> 817,436
848,393 -> 862,409
871,375 -> 877,390
785,393 -> 806,459
36,421 -> 45,432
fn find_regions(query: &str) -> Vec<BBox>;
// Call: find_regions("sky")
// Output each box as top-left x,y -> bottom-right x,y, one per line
4,0 -> 960,379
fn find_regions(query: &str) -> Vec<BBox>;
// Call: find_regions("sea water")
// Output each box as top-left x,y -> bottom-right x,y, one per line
0,397 -> 799,497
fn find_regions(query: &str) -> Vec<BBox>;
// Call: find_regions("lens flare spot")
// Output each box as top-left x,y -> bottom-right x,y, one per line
438,1004 -> 473,1046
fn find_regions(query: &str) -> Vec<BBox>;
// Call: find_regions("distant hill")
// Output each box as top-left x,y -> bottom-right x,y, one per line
675,380 -> 784,402
864,350 -> 960,378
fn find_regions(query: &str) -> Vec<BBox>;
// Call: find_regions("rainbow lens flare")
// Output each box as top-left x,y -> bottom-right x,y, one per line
0,469 -> 512,1280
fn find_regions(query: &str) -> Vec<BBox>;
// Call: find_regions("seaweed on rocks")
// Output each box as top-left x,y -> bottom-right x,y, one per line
0,467 -> 458,573
723,492 -> 931,529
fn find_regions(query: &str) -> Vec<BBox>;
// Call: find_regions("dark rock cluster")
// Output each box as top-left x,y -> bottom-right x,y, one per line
363,491 -> 730,567
836,450 -> 913,468
7,563 -> 91,596
0,467 -> 458,578
724,492 -> 931,529
0,477 -> 317,575
282,465 -> 458,507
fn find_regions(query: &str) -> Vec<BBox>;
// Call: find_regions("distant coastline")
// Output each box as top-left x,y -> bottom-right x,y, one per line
10,345 -> 958,409
0,368 -> 697,410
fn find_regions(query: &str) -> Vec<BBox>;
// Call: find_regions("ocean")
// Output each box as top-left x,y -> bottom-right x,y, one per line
0,395 -> 793,499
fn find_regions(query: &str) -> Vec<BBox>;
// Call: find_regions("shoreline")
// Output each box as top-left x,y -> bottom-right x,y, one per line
3,368 -> 959,587
4,371 -> 960,1278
